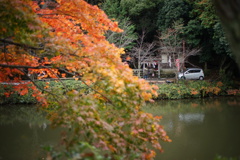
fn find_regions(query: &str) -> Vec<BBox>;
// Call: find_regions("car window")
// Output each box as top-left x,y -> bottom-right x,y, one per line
188,69 -> 201,73
188,70 -> 195,73
194,70 -> 200,73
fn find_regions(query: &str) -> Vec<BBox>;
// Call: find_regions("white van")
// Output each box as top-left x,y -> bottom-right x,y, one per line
178,68 -> 204,80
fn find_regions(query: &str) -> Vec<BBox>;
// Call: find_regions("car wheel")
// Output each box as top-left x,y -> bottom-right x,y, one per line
180,76 -> 186,80
199,76 -> 204,80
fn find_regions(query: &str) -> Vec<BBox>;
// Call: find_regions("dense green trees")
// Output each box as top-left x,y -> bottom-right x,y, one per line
101,0 -> 237,79
156,0 -> 189,31
156,0 -> 233,70
185,0 -> 235,77
213,0 -> 240,68
101,0 -> 161,41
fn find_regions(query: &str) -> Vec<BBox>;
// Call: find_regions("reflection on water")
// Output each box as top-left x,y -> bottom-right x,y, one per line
0,105 -> 61,160
144,97 -> 240,160
179,113 -> 205,123
1,97 -> 240,160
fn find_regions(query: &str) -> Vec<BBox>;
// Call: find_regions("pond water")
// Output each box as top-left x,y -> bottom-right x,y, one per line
0,105 -> 62,160
0,97 -> 240,160
143,96 -> 240,160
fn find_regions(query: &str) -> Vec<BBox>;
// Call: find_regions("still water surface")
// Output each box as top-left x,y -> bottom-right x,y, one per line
0,105 -> 61,160
144,97 -> 240,160
0,97 -> 240,160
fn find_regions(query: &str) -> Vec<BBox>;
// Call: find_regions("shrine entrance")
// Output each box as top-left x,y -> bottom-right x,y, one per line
133,58 -> 161,79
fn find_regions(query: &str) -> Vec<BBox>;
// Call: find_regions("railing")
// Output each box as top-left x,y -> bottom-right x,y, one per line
133,69 -> 160,79
133,69 -> 143,78
133,68 -> 177,79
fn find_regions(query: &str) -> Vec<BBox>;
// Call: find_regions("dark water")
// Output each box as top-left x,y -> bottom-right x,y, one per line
0,105 -> 61,160
144,97 -> 240,160
0,97 -> 240,160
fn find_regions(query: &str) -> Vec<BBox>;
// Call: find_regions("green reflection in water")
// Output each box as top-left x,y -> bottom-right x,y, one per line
0,105 -> 61,160
143,97 -> 240,160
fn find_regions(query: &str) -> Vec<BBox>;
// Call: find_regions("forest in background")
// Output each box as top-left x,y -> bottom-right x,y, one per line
87,0 -> 239,80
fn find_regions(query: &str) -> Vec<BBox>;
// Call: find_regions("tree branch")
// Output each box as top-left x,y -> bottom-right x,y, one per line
18,68 -> 62,104
0,39 -> 43,50
0,64 -> 50,69
58,68 -> 117,107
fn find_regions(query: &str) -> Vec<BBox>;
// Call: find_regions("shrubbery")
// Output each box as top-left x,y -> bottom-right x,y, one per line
0,83 -> 37,104
155,80 -> 236,100
0,80 -> 238,104
0,80 -> 88,105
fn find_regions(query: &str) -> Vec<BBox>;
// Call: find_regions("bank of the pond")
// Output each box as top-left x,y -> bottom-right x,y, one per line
154,80 -> 240,100
0,80 -> 87,105
1,80 -> 239,104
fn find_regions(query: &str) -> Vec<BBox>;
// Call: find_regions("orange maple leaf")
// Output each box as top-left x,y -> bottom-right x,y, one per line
20,88 -> 28,95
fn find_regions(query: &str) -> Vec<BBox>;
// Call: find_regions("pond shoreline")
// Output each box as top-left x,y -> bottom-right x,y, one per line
153,80 -> 240,100
1,80 -> 240,105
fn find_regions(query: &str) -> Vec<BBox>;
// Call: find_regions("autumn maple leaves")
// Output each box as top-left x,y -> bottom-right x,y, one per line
0,0 -> 170,159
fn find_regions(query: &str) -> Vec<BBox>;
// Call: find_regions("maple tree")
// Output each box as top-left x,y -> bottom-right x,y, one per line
0,0 -> 171,159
